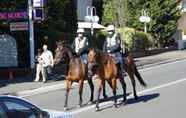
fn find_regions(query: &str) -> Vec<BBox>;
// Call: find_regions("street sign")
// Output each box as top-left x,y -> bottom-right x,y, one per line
33,0 -> 44,8
33,8 -> 44,20
10,22 -> 28,31
139,16 -> 151,23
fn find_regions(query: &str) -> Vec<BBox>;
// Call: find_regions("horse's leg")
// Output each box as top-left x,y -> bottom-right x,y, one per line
78,79 -> 84,107
64,79 -> 72,111
119,75 -> 127,104
112,78 -> 117,108
87,76 -> 94,103
96,79 -> 104,111
103,81 -> 108,99
128,70 -> 138,100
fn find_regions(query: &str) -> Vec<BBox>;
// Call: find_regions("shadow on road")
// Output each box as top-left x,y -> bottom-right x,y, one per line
126,93 -> 160,105
98,93 -> 160,111
0,83 -> 7,88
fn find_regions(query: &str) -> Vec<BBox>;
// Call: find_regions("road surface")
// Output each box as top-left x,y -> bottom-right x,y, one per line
24,59 -> 186,118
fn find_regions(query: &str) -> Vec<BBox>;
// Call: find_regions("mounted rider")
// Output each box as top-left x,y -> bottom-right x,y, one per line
103,24 -> 126,76
71,28 -> 89,64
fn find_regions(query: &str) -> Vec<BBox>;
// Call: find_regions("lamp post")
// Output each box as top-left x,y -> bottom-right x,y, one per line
139,9 -> 151,33
28,0 -> 45,69
28,0 -> 35,69
84,6 -> 99,36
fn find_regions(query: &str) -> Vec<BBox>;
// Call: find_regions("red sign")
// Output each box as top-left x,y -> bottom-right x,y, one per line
0,11 -> 28,20
10,22 -> 28,31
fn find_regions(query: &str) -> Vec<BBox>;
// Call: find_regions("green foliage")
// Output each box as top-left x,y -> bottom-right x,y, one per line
102,0 -> 115,25
118,27 -> 153,51
127,0 -> 181,47
35,0 -> 77,48
92,31 -> 107,50
118,27 -> 135,50
133,31 -> 152,50
102,0 -> 127,27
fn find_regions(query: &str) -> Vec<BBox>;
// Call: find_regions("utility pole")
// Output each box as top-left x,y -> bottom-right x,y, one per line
28,0 -> 35,69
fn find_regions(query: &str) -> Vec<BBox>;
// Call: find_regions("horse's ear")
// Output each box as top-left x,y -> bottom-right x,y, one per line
88,47 -> 94,52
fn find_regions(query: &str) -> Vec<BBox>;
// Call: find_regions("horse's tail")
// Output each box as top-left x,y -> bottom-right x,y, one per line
134,65 -> 147,87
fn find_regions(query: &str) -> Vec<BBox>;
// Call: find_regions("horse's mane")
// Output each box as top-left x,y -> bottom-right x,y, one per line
93,49 -> 112,65
63,45 -> 78,58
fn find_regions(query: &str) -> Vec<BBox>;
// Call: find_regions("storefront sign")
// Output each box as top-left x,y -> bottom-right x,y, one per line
0,11 -> 28,20
10,22 -> 28,31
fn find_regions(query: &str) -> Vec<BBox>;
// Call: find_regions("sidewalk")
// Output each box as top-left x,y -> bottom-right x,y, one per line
1,50 -> 186,96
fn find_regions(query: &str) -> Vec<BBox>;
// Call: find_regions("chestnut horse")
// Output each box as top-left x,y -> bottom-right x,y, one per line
88,48 -> 147,111
54,42 -> 94,111
88,49 -> 127,111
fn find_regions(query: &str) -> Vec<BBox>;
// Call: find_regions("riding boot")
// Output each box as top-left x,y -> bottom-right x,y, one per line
120,63 -> 126,78
88,62 -> 99,77
88,63 -> 94,78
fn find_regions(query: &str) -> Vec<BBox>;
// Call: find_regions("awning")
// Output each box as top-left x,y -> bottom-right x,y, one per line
78,22 -> 105,29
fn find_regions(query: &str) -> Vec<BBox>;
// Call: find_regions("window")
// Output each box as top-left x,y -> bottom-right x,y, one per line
0,104 -> 8,118
3,99 -> 39,118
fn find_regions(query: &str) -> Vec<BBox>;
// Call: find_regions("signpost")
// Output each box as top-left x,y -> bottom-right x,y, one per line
139,9 -> 151,33
33,0 -> 45,20
84,6 -> 99,35
33,0 -> 44,7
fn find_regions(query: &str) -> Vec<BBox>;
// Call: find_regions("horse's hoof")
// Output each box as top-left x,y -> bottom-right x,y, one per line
114,104 -> 118,108
64,107 -> 68,111
77,104 -> 82,108
134,95 -> 138,100
103,95 -> 108,99
88,101 -> 94,105
122,100 -> 127,105
95,106 -> 99,112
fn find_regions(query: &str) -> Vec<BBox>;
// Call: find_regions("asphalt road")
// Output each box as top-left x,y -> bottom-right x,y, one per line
24,59 -> 186,118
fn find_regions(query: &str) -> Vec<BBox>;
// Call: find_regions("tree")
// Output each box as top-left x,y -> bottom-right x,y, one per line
35,0 -> 77,48
102,0 -> 128,27
127,0 -> 181,47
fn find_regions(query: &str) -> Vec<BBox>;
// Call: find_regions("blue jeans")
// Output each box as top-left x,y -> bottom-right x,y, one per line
111,52 -> 125,74
80,53 -> 88,64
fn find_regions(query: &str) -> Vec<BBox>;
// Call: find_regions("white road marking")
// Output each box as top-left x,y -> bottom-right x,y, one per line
139,59 -> 186,72
70,77 -> 186,114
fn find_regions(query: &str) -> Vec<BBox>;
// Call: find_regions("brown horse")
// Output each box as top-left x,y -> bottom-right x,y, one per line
54,42 -> 94,111
88,48 -> 147,111
88,48 -> 127,111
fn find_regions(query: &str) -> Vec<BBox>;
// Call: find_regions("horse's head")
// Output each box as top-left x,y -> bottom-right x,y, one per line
88,48 -> 98,64
54,41 -> 73,65
88,48 -> 111,64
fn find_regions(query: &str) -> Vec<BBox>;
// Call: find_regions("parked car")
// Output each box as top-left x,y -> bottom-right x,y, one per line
0,95 -> 72,118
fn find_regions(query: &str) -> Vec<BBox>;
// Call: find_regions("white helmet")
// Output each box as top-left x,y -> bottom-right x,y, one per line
106,25 -> 115,31
77,28 -> 85,33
